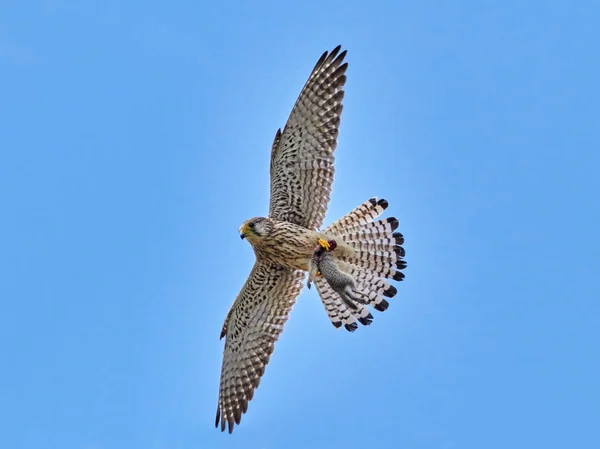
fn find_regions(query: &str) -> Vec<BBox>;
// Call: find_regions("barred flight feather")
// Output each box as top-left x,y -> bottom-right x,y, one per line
269,45 -> 347,230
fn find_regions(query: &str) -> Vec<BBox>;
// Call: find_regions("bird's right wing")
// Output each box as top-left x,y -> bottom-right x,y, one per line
216,261 -> 304,433
268,46 -> 348,230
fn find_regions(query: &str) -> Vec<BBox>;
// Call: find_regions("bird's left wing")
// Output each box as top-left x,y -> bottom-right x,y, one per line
216,261 -> 304,433
268,45 -> 348,230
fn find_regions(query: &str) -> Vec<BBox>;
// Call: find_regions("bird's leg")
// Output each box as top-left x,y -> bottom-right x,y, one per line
308,241 -> 331,289
307,269 -> 323,289
307,253 -> 323,289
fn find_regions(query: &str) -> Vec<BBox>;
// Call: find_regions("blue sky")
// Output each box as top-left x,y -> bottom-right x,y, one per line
1,1 -> 599,448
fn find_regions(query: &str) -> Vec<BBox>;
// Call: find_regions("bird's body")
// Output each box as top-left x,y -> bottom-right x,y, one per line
240,217 -> 355,271
215,46 -> 407,433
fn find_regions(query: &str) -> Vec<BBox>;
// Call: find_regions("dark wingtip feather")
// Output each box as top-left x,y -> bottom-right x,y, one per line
394,246 -> 406,258
383,285 -> 397,298
215,407 -> 220,428
324,46 -> 342,67
333,90 -> 345,103
313,51 -> 328,72
332,320 -> 343,329
334,50 -> 347,66
336,68 -> 348,83
368,197 -> 378,206
326,46 -> 345,66
255,366 -> 265,379
377,198 -> 389,210
273,128 -> 282,143
330,44 -> 342,58
388,217 -> 399,232
375,299 -> 389,312
396,259 -> 408,270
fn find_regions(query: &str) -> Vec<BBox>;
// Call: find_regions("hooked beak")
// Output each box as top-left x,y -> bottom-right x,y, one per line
239,223 -> 249,240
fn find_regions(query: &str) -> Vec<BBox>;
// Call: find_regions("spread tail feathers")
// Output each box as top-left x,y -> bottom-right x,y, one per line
315,198 -> 406,331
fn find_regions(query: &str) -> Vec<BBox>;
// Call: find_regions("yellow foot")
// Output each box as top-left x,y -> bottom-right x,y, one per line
316,271 -> 323,277
318,238 -> 331,251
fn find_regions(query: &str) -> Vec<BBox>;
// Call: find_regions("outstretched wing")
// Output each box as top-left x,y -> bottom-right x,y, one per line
269,45 -> 348,230
215,261 -> 304,433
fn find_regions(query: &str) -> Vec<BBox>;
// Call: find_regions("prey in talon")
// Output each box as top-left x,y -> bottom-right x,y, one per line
307,238 -> 336,288
310,239 -> 369,314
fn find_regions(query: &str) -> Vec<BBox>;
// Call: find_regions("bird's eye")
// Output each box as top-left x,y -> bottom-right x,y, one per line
249,223 -> 255,228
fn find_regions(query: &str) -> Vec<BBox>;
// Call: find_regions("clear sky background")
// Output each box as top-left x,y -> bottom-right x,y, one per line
1,1 -> 599,448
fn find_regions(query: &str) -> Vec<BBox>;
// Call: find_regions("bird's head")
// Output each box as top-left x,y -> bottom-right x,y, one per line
239,217 -> 271,245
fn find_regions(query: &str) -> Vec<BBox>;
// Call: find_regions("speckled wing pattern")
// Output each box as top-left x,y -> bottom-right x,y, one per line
216,46 -> 347,433
268,45 -> 348,230
215,262 -> 304,433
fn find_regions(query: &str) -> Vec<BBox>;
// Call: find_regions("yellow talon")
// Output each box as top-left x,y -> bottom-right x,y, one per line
316,271 -> 322,277
318,238 -> 331,251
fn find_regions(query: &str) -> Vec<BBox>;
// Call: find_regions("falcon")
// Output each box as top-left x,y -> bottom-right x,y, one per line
215,45 -> 407,433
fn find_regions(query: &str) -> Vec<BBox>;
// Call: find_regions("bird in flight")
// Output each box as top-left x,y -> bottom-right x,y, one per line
215,45 -> 407,433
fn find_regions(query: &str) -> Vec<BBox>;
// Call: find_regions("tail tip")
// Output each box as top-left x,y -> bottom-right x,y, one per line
375,299 -> 390,312
393,270 -> 406,281
344,322 -> 358,332
358,313 -> 374,326
377,198 -> 389,210
395,259 -> 407,270
383,285 -> 398,298
393,232 -> 404,245
394,246 -> 406,258
388,217 -> 399,232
